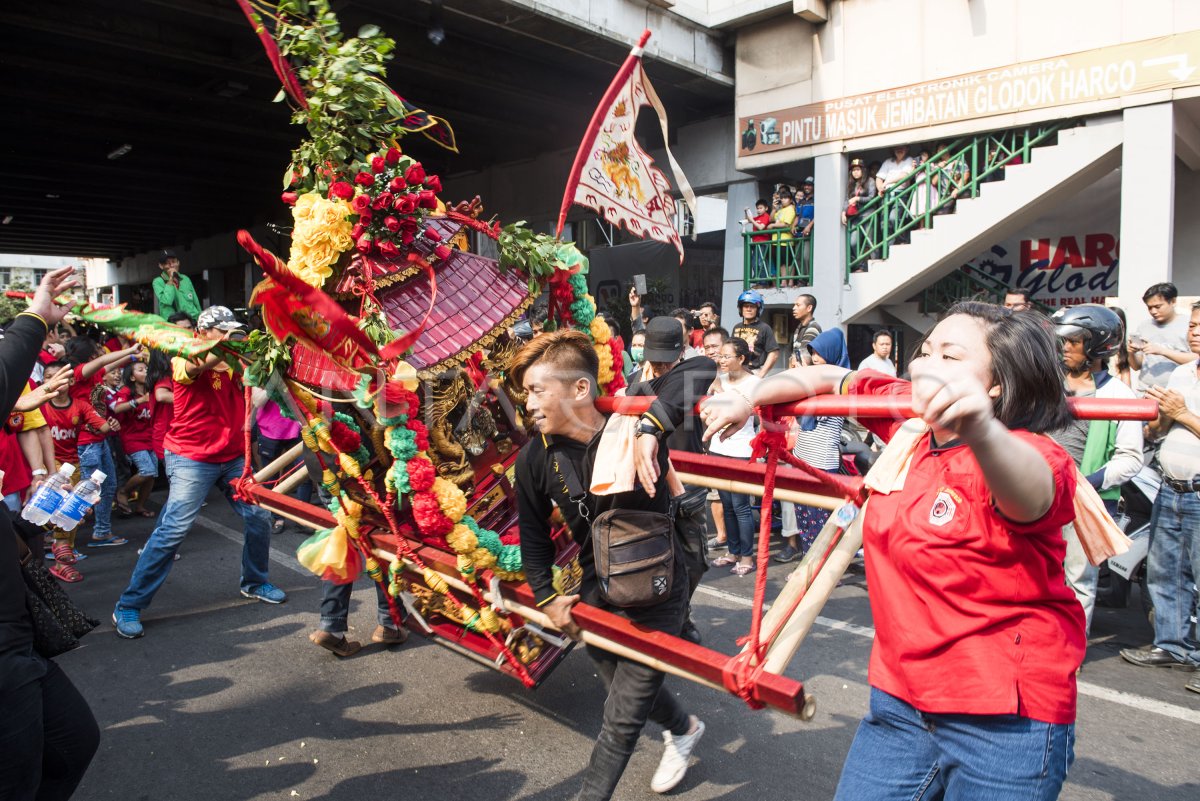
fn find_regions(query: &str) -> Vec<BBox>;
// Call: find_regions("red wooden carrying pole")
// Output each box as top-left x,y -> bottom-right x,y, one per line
242,482 -> 810,716
597,394 -> 1159,421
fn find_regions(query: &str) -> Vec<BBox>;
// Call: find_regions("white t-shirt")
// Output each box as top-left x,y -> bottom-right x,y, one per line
877,156 -> 915,189
1158,360 -> 1200,481
1136,315 -> 1189,390
708,373 -> 761,459
858,354 -> 897,376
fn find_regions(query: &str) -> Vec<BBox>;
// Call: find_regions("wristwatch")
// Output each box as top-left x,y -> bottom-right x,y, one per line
634,419 -> 662,439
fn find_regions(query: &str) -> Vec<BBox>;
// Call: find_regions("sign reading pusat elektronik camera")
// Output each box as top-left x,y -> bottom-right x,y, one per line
737,30 -> 1200,156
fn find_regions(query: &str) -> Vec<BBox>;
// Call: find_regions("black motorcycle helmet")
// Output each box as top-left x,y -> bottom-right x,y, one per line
1051,304 -> 1123,361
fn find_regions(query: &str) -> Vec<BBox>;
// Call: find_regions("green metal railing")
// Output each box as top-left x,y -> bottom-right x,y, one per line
919,263 -> 1053,315
845,121 -> 1073,276
742,229 -> 813,290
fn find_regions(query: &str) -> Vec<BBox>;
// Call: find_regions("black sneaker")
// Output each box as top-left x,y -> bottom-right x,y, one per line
680,618 -> 702,645
774,545 -> 800,563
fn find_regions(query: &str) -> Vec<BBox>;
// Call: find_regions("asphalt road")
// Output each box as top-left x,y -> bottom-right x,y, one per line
53,488 -> 1200,801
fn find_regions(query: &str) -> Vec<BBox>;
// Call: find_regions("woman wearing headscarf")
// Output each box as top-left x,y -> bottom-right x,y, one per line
777,329 -> 850,562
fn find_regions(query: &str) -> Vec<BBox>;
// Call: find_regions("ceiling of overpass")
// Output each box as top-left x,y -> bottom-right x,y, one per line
0,0 -> 732,259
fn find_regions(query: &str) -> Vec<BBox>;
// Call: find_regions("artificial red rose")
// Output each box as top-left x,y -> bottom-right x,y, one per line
385,146 -> 402,165
384,216 -> 401,233
351,222 -> 366,239
424,226 -> 442,242
407,457 -> 436,492
378,239 -> 400,259
357,208 -> 373,224
281,191 -> 298,205
355,235 -> 373,254
383,384 -> 419,417
329,421 -> 362,453
388,175 -> 407,193
371,192 -> 394,210
328,181 -> 354,200
411,492 -> 453,536
418,189 -> 437,209
354,172 -> 374,187
401,230 -> 416,245
351,194 -> 372,214
371,155 -> 387,173
394,194 -> 418,215
424,174 -> 442,193
404,163 -> 426,185
400,217 -> 419,233
434,244 -> 452,261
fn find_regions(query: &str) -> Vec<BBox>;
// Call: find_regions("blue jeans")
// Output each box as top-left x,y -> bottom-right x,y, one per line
834,688 -> 1074,801
319,580 -> 394,634
717,488 -> 756,558
117,451 -> 273,611
1146,485 -> 1200,666
77,441 -> 116,539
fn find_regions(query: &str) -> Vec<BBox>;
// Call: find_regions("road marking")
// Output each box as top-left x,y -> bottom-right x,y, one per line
189,515 -> 311,577
695,585 -> 1200,725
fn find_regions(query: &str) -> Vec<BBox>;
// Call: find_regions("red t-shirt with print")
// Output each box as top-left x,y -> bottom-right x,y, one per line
0,428 -> 31,499
164,359 -> 244,463
40,398 -> 107,467
849,369 -> 1084,725
115,386 -> 155,453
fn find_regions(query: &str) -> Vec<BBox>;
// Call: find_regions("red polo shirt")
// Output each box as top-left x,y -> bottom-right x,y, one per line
42,398 -> 109,465
850,370 -> 1084,724
164,358 -> 244,463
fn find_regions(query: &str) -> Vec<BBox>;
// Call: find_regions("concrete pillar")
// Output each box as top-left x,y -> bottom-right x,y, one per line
811,151 -> 848,329
721,179 -> 761,328
1117,103 -> 1175,327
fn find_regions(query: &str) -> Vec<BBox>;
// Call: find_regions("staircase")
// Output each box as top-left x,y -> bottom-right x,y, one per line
842,116 -> 1123,324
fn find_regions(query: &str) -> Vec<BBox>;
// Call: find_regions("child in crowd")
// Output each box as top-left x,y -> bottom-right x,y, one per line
39,362 -> 116,581
147,351 -> 174,464
113,360 -> 157,518
102,365 -> 133,507
64,337 -> 140,547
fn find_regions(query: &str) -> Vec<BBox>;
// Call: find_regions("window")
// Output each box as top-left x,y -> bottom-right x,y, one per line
0,268 -> 10,288
32,269 -> 49,285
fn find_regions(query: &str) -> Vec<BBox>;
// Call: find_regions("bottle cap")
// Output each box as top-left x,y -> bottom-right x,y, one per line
62,463 -> 76,477
92,471 -> 108,483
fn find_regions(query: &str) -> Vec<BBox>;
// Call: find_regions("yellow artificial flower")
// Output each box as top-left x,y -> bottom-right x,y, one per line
432,477 -> 468,523
590,315 -> 610,344
285,192 -> 354,287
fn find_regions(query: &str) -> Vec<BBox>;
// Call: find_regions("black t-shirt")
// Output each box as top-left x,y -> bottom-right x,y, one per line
626,356 -> 718,455
516,419 -> 670,607
732,319 -> 779,370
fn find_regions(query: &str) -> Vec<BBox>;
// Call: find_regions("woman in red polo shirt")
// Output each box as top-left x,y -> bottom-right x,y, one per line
701,302 -> 1083,801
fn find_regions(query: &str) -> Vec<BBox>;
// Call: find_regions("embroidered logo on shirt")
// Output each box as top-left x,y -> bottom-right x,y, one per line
929,487 -> 961,527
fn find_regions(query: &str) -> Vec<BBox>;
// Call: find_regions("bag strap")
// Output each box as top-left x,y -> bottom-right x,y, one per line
542,434 -> 591,524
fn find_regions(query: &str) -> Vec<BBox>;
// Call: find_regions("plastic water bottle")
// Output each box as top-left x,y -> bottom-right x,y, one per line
21,463 -> 77,525
49,470 -> 107,532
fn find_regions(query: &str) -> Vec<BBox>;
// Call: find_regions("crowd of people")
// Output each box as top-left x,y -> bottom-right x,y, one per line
3,258 -> 1197,801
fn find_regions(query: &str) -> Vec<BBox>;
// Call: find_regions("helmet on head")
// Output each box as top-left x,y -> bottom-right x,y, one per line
1051,304 -> 1123,361
737,290 -> 764,313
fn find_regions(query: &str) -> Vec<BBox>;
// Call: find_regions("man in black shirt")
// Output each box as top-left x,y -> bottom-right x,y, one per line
627,317 -> 717,643
512,330 -> 704,800
730,289 -> 779,377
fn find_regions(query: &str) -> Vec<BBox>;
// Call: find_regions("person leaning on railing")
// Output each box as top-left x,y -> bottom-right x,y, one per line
766,190 -> 798,288
932,140 -> 971,215
843,158 -> 876,270
742,198 -> 773,285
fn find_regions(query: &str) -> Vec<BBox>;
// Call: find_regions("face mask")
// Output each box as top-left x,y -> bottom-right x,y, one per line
631,346 -> 644,362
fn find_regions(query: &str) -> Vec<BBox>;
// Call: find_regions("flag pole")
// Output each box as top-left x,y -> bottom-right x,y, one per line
555,29 -> 653,238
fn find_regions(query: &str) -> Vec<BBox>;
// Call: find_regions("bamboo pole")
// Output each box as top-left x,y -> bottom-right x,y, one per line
272,468 -> 312,497
757,509 -> 867,674
675,471 -> 843,510
252,441 -> 305,482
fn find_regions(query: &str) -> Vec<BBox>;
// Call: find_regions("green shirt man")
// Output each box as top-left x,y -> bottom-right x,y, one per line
151,250 -> 201,321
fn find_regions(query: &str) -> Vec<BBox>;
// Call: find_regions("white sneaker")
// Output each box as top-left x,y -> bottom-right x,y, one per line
651,716 -> 704,793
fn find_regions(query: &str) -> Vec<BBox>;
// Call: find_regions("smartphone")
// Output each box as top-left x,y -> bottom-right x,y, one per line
633,274 -> 647,297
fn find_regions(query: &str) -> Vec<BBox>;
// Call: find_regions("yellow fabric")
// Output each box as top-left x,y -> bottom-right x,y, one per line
171,355 -> 230,385
772,205 -> 796,242
19,385 -> 45,431
296,526 -> 360,583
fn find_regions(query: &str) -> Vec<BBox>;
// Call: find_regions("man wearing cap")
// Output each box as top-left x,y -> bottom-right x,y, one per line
113,306 -> 284,639
627,316 -> 719,644
151,250 -> 202,322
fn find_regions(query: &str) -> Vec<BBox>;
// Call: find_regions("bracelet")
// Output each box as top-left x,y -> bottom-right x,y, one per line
16,311 -> 48,332
31,468 -> 48,477
728,385 -> 754,409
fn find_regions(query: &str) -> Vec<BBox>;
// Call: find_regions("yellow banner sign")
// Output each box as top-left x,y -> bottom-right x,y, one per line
738,30 -> 1200,156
